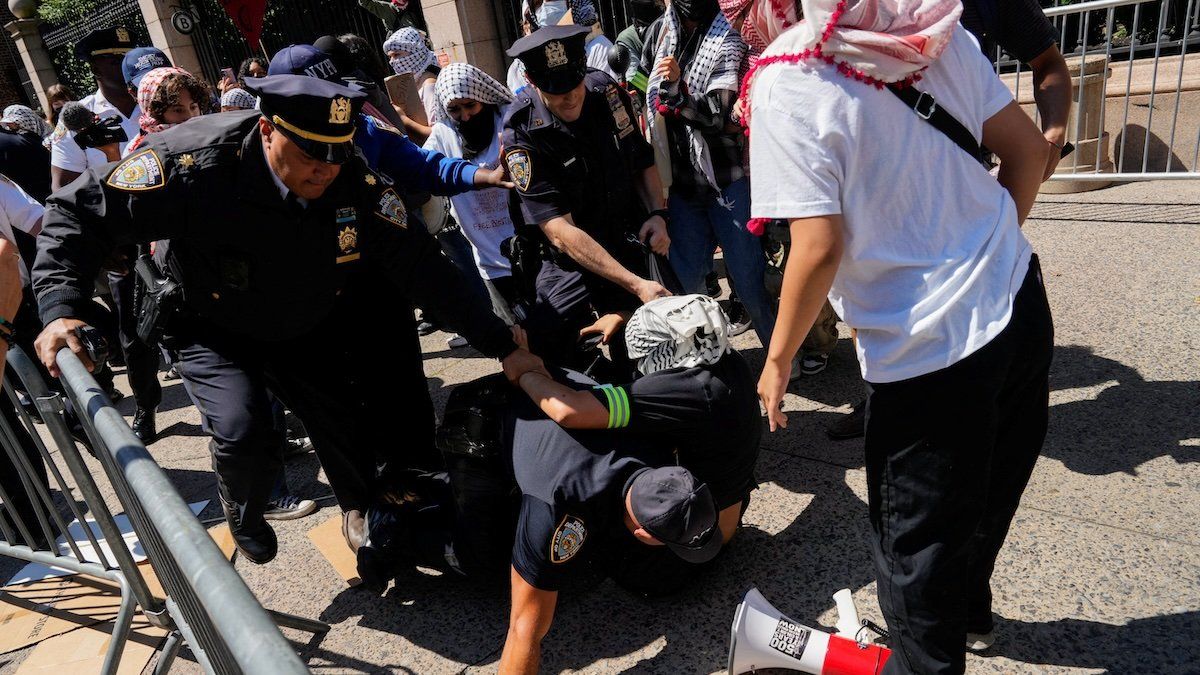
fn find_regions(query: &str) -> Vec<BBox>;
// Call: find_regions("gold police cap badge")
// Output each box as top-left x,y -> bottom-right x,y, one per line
545,40 -> 568,68
116,27 -> 131,43
329,97 -> 351,124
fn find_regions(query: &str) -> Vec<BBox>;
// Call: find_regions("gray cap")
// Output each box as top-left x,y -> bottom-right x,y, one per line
627,466 -> 722,564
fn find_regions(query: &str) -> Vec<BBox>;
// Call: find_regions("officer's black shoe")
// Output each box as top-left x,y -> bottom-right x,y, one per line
220,495 -> 278,564
826,400 -> 867,441
131,408 -> 156,443
343,509 -> 366,553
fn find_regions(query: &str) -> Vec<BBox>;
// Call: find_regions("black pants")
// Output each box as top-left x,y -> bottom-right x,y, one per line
107,270 -> 162,411
525,261 -> 636,377
865,256 -> 1053,675
171,303 -> 437,522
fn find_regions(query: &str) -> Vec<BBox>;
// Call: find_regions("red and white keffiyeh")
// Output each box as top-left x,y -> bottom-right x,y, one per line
136,66 -> 190,134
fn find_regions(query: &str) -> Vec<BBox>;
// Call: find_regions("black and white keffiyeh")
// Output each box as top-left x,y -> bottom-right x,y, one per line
384,27 -> 439,79
433,63 -> 514,125
2,105 -> 51,138
566,0 -> 599,26
646,9 -> 747,189
625,295 -> 731,376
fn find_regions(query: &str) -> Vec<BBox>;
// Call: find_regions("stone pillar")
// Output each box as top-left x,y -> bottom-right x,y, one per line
422,0 -> 508,81
136,0 -> 203,77
4,18 -> 57,113
1043,54 -> 1115,194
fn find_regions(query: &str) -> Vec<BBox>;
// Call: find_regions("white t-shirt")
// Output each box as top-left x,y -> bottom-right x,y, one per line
49,89 -> 141,173
0,174 -> 44,285
507,34 -> 620,93
749,26 -> 1032,384
423,114 -> 515,279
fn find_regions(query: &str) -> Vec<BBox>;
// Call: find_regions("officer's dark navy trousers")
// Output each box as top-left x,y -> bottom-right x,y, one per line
864,256 -> 1053,675
107,270 -> 161,412
172,297 -> 438,522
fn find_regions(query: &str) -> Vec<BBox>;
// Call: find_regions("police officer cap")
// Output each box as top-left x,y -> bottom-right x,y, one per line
122,47 -> 172,88
506,24 -> 590,94
267,44 -> 341,81
244,74 -> 366,164
74,26 -> 136,61
626,466 -> 722,564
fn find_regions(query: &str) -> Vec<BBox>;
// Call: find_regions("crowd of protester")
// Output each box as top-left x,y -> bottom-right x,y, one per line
0,0 -> 1075,672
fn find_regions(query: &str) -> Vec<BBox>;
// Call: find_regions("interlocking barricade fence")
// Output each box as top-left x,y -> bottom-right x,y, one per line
999,0 -> 1200,184
1,346 -> 326,674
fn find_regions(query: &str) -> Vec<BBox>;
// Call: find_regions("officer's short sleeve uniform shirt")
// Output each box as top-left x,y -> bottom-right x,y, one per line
0,174 -> 43,285
588,352 -> 761,509
501,70 -> 654,237
509,395 -> 670,591
49,89 -> 141,173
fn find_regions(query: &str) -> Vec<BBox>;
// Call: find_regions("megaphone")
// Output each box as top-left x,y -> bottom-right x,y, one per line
727,587 -> 891,675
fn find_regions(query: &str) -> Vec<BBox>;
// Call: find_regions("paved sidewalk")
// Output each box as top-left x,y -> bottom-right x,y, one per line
3,180 -> 1197,674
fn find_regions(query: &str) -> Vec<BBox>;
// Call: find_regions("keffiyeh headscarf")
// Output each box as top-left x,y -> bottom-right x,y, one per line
647,7 -> 747,192
2,105 -> 51,138
625,295 -> 732,376
384,28 -> 438,79
220,87 -> 257,110
433,63 -> 513,125
137,66 -> 190,134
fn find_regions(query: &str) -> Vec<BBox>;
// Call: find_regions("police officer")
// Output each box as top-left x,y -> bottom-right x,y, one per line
32,74 -> 546,564
502,25 -> 671,367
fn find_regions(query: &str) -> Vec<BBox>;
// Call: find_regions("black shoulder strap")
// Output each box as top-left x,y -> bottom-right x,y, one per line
887,85 -> 986,167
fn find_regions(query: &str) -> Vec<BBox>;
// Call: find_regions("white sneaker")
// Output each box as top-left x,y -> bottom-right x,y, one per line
447,334 -> 469,349
965,631 -> 995,652
263,495 -> 318,521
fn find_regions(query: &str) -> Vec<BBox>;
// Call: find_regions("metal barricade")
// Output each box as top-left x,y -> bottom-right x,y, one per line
998,0 -> 1200,182
1,346 -> 327,674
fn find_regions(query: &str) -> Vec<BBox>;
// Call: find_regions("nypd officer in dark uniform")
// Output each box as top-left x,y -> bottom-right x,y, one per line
32,74 -> 546,563
501,25 -> 672,367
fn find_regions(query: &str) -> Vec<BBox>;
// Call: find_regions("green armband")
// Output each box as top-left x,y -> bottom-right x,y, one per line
593,384 -> 630,429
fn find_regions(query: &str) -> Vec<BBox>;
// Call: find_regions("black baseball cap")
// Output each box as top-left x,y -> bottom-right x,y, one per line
244,75 -> 365,164
506,24 -> 590,95
74,26 -> 136,61
627,466 -> 722,564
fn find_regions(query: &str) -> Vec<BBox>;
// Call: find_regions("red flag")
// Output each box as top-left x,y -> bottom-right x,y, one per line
220,0 -> 268,52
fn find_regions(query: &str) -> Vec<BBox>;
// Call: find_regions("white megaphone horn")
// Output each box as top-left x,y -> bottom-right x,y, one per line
727,587 -> 891,675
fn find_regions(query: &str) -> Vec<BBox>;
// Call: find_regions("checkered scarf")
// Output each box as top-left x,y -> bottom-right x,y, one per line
647,9 -> 747,190
625,295 -> 731,376
220,87 -> 257,110
2,105 -> 51,138
384,28 -> 439,79
432,63 -> 513,125
137,67 -> 190,134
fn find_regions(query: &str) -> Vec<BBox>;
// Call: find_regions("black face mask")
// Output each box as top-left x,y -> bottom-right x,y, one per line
674,0 -> 718,24
457,103 -> 498,156
629,0 -> 661,28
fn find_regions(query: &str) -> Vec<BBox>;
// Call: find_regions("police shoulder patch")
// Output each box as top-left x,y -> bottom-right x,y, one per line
370,115 -> 403,136
550,514 -> 586,563
374,187 -> 408,228
106,149 -> 166,192
505,149 -> 532,193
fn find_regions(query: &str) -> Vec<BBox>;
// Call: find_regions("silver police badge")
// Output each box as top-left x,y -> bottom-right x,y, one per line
545,40 -> 568,68
550,515 -> 586,563
375,188 -> 408,228
106,149 -> 165,192
506,150 -> 532,193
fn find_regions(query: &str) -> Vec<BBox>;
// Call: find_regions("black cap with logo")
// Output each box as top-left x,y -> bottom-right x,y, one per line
506,24 -> 590,95
74,26 -> 136,61
626,466 -> 722,564
243,74 -> 366,164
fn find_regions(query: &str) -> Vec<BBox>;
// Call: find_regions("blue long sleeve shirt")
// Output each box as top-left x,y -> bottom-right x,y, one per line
354,113 -> 478,196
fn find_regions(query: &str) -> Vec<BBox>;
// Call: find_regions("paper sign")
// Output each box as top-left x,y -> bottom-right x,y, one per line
307,515 -> 361,586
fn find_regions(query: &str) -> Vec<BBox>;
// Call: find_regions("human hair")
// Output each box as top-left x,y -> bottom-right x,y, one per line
237,56 -> 269,83
337,33 -> 389,83
46,83 -> 76,125
148,72 -> 215,122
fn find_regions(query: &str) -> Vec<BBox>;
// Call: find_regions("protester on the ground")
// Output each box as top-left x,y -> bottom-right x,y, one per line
502,25 -> 671,372
49,27 -> 141,191
507,0 -> 619,94
745,1 -> 1052,671
424,63 -> 520,323
512,294 -> 760,532
383,27 -> 440,142
31,74 -> 547,564
46,83 -> 76,129
0,107 -> 52,204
